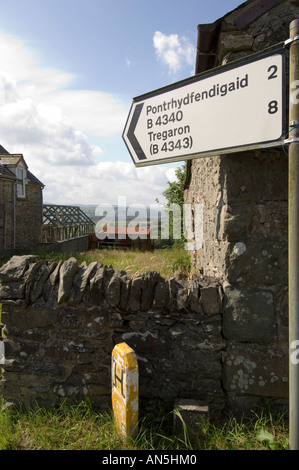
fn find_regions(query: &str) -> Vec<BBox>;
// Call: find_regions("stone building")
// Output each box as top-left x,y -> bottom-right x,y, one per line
184,0 -> 299,411
0,145 -> 44,258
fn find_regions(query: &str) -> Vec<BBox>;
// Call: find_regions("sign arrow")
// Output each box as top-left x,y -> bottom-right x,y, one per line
126,103 -> 147,161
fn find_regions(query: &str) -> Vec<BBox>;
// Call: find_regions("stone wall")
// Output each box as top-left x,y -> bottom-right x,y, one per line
15,184 -> 43,251
0,178 -> 15,253
41,235 -> 90,255
0,255 -> 289,416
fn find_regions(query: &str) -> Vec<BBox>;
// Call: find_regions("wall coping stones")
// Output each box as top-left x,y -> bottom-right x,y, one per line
0,255 -> 220,315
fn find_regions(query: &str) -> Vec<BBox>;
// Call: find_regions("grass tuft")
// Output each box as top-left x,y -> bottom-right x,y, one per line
33,247 -> 194,278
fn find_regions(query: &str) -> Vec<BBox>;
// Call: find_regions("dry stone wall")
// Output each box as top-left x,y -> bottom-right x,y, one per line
0,255 -> 225,415
0,255 -> 289,417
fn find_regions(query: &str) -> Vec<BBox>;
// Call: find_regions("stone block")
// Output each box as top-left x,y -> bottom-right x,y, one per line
222,342 -> 288,398
141,271 -> 160,311
69,261 -> 98,306
105,273 -> 121,307
0,255 -> 39,283
57,257 -> 79,304
199,286 -> 221,315
225,235 -> 287,286
89,265 -> 105,305
223,285 -> 276,342
154,278 -> 169,308
128,276 -> 142,312
173,399 -> 209,437
218,32 -> 254,57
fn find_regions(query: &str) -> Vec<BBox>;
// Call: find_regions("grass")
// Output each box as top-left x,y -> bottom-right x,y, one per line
33,247 -> 192,278
0,398 -> 289,450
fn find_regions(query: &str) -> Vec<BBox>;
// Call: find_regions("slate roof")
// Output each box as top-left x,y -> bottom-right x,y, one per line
0,145 -> 10,154
0,147 -> 44,186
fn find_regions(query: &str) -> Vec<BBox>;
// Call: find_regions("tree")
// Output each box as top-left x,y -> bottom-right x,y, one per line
163,163 -> 186,208
162,163 -> 186,246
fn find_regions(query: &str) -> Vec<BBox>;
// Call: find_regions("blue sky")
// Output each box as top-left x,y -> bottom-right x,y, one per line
0,0 -> 242,206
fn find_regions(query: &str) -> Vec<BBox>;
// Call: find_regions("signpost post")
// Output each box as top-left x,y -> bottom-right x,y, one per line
288,19 -> 299,451
111,343 -> 139,440
0,341 -> 4,365
123,49 -> 285,167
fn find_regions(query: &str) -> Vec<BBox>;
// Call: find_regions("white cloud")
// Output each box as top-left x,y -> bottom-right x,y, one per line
153,31 -> 196,76
47,90 -> 127,137
0,85 -> 100,167
0,31 -> 126,162
42,160 -> 172,206
0,30 -> 177,206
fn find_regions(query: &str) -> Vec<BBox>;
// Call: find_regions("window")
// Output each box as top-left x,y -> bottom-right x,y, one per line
16,167 -> 26,197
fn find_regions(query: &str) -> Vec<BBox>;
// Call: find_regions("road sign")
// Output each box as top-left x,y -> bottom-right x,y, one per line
123,48 -> 285,167
111,342 -> 138,439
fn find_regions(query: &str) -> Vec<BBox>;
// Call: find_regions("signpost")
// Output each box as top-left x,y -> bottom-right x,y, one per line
123,26 -> 299,449
123,49 -> 285,167
288,19 -> 299,451
111,343 -> 139,440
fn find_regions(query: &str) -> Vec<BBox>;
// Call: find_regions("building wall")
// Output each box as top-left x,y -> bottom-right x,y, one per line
0,179 -> 15,253
186,0 -> 297,278
0,180 -> 43,258
15,184 -> 43,250
184,0 -> 298,411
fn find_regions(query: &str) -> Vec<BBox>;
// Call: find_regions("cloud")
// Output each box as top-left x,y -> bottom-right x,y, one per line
0,82 -> 101,167
153,31 -> 196,76
42,160 -> 173,206
0,31 -> 127,163
0,30 -> 177,206
47,90 -> 127,137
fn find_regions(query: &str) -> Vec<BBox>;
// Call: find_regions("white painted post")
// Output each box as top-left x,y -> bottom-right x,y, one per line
288,19 -> 299,451
0,341 -> 4,365
111,342 -> 139,439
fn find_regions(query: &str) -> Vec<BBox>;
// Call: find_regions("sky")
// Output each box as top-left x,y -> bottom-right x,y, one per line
0,0 -> 242,207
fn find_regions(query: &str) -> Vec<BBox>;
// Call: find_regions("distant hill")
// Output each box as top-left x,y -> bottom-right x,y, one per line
79,204 -> 175,248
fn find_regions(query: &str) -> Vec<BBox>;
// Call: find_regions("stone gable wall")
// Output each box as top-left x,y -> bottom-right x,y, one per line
15,184 -> 43,250
0,179 -> 15,252
0,180 -> 43,258
184,0 -> 297,413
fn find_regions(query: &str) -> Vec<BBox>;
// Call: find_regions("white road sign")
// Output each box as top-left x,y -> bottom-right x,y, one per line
123,49 -> 285,167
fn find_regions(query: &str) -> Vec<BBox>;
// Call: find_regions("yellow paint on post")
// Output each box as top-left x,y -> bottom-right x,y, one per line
111,342 -> 139,439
